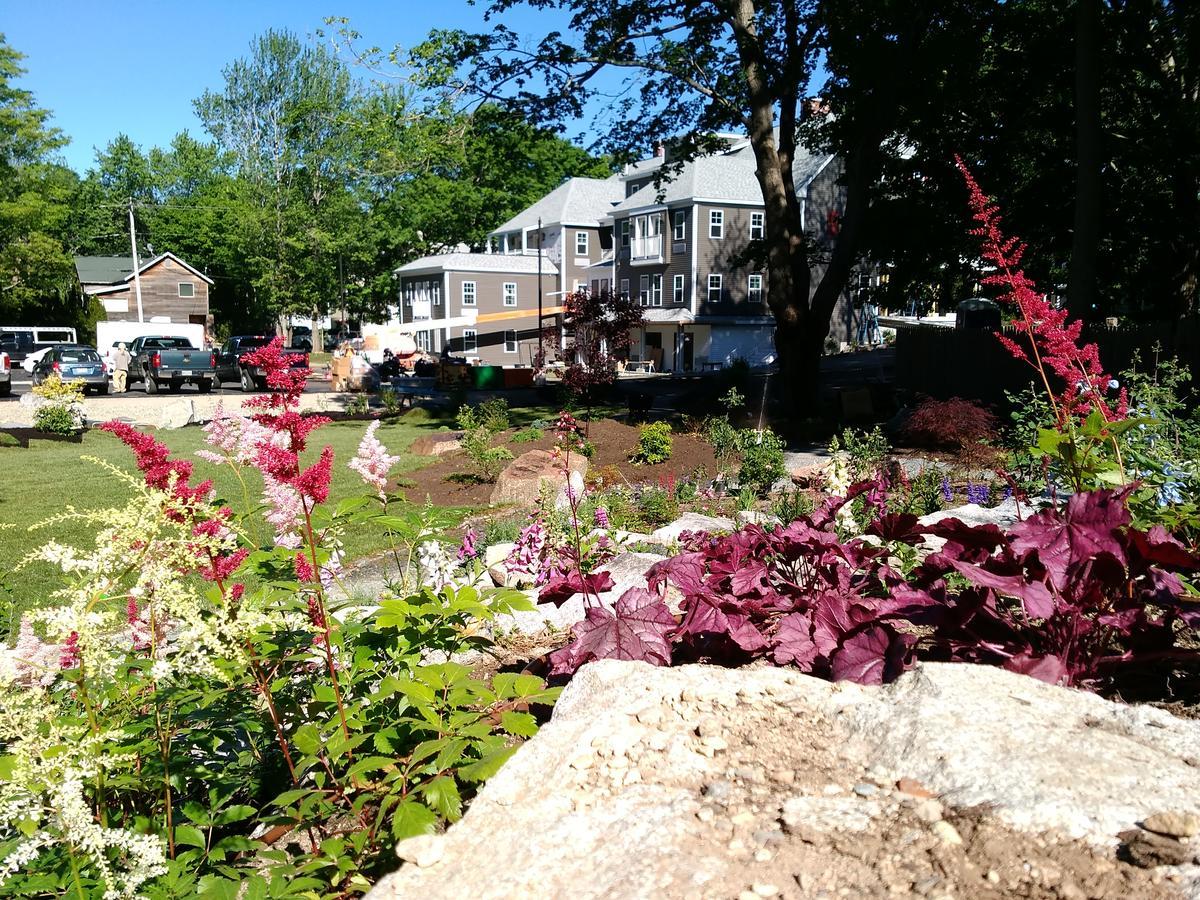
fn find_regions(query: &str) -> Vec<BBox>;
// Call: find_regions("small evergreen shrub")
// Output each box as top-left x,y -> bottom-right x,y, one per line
511,425 -> 544,443
631,422 -> 673,464
737,429 -> 787,496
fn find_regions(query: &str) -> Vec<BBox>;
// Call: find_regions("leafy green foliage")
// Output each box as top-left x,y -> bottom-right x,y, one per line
630,422 -> 673,465
455,401 -> 514,483
736,430 -> 787,497
31,374 -> 83,435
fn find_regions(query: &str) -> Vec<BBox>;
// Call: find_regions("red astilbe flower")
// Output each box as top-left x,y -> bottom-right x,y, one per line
60,631 -> 81,669
294,446 -> 334,504
101,421 -> 214,507
955,157 -> 1126,426
294,551 -> 316,584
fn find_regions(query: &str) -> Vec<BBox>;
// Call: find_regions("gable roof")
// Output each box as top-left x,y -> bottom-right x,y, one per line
395,252 -> 560,276
489,176 -> 624,235
74,252 -> 213,287
609,142 -> 835,215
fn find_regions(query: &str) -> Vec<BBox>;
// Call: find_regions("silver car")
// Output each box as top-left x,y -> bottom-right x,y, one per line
32,346 -> 109,395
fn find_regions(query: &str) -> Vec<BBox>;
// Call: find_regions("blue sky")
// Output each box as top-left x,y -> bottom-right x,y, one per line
2,0 -> 582,173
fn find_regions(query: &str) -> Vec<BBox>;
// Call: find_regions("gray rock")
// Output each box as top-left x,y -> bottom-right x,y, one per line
918,497 -> 1024,531
157,398 -> 195,429
596,551 -> 667,601
737,510 -> 781,528
1142,811 -> 1200,839
651,512 -> 735,544
365,661 -> 1200,900
409,431 -> 464,456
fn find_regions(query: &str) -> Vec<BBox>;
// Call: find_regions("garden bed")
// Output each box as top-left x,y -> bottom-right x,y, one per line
396,417 -> 720,508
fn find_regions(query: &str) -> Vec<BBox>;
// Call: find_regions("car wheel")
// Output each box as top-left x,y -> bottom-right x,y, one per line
96,384 -> 109,396
240,368 -> 255,392
146,374 -> 159,394
0,381 -> 10,397
197,379 -> 212,394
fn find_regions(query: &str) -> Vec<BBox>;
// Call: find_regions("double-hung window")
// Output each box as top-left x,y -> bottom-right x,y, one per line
709,210 -> 724,239
461,281 -> 476,307
503,282 -> 517,307
748,274 -> 764,303
575,231 -> 589,256
750,212 -> 764,240
708,274 -> 723,304
673,210 -> 686,241
650,274 -> 663,307
672,274 -> 685,305
619,278 -> 630,299
620,220 -> 630,247
631,213 -> 663,260
462,329 -> 478,353
503,330 -> 517,353
431,282 -> 441,307
639,275 -> 650,307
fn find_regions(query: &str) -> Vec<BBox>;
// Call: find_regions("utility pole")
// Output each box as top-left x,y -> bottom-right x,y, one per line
128,199 -> 144,323
537,216 -> 543,370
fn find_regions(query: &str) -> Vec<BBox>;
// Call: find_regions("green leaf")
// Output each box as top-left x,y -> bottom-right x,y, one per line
390,799 -> 438,840
499,710 -> 539,737
419,775 -> 463,821
214,804 -> 257,826
182,801 -> 213,826
457,746 -> 518,783
0,755 -> 16,781
174,825 -> 207,849
347,755 -> 398,778
292,723 -> 320,756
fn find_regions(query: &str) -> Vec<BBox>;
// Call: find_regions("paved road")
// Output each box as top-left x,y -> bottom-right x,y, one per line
1,373 -> 336,401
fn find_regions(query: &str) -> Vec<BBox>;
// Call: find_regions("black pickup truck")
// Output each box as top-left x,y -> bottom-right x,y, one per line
215,336 -> 309,392
127,335 -> 217,394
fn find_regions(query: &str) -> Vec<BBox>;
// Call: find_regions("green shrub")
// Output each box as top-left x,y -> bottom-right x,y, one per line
511,425 -> 544,443
31,374 -> 84,435
772,488 -> 815,523
380,387 -> 402,416
577,438 -> 596,459
637,485 -> 679,529
458,398 -> 510,434
830,426 -> 889,481
459,428 -> 513,483
705,415 -> 740,460
737,429 -> 787,496
631,421 -> 673,464
346,394 -> 369,415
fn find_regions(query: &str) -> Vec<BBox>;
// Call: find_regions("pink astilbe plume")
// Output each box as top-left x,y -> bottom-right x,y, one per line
348,420 -> 401,497
955,157 -> 1127,426
101,421 -> 214,508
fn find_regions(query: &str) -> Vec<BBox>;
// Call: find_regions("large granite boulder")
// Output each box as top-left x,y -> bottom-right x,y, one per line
409,431 -> 464,457
368,661 -> 1200,900
651,512 -> 735,545
490,449 -> 588,508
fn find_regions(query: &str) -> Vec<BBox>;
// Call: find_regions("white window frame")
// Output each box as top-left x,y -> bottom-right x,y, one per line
575,231 -> 589,256
672,274 -> 685,305
431,281 -> 441,306
461,281 -> 477,307
503,282 -> 517,307
673,210 -> 686,241
750,212 -> 764,240
503,329 -> 517,354
620,220 -> 630,247
574,280 -> 587,295
708,274 -> 723,303
178,282 -> 194,298
619,278 -> 630,299
639,274 -> 650,307
748,273 -> 764,303
650,274 -> 663,307
631,213 -> 663,261
416,331 -> 432,352
462,329 -> 477,354
709,210 -> 724,239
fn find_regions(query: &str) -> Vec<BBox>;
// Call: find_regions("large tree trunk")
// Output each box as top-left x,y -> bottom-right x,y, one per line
1069,0 -> 1103,316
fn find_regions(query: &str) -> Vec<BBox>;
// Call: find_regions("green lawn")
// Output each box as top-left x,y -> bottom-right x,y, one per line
0,414 -> 461,624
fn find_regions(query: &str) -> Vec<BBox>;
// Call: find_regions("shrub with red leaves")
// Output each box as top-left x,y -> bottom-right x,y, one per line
902,396 -> 998,453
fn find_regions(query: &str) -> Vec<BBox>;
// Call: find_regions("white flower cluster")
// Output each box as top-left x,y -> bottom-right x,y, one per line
416,540 -> 456,588
826,455 -> 857,532
0,618 -> 61,688
0,692 -> 166,898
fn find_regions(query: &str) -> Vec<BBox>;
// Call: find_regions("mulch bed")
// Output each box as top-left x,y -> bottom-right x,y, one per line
397,418 -> 719,508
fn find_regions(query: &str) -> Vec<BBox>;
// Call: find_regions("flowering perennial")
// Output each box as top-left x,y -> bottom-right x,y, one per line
348,419 -> 401,497
956,157 -> 1127,426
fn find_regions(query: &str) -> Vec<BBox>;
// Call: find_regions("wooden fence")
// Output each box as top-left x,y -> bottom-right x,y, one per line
895,320 -> 1200,407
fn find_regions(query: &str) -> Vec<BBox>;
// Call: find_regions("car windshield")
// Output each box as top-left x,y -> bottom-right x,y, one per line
145,338 -> 192,349
59,349 -> 100,364
239,338 -> 271,349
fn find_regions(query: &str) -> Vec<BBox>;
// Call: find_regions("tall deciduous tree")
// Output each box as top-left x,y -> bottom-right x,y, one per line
0,34 -> 77,322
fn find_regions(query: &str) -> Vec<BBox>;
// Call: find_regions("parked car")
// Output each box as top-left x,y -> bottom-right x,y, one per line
215,335 -> 308,392
31,345 -> 109,395
126,335 -> 216,394
324,331 -> 360,352
21,346 -> 55,374
0,348 -> 10,396
290,326 -> 313,351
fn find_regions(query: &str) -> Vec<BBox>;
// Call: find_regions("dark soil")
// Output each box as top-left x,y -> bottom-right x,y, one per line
397,418 -> 719,509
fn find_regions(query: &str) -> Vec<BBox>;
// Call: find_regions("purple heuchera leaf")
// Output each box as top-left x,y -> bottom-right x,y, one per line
538,570 -> 614,607
646,552 -> 706,597
830,624 -> 912,685
771,612 -> 818,670
941,556 -> 1057,620
676,594 -> 768,653
1010,489 -> 1130,591
547,588 -> 676,675
1003,653 -> 1069,686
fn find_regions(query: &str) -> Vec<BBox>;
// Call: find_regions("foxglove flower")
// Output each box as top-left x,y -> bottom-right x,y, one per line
457,528 -> 479,561
594,506 -> 611,529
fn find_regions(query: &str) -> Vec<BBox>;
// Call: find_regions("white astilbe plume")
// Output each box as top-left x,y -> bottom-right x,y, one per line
348,420 -> 400,498
0,691 -> 167,898
261,472 -> 305,548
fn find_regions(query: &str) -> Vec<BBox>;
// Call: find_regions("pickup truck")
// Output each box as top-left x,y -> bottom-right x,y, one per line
215,336 -> 308,392
127,335 -> 216,394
